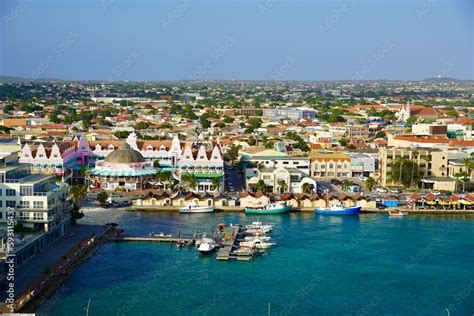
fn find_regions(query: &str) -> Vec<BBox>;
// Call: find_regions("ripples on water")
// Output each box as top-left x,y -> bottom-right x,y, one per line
38,211 -> 474,315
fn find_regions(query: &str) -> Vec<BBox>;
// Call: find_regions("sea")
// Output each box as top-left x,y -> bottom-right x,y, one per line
36,210 -> 474,315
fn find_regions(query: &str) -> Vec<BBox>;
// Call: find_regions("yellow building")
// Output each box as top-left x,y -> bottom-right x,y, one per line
309,152 -> 351,178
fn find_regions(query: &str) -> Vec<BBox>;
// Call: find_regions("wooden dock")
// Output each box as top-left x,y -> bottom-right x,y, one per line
216,225 -> 247,261
110,235 -> 194,243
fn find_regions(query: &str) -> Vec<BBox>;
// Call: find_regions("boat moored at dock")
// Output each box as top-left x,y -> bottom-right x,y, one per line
179,202 -> 215,213
315,204 -> 361,215
245,201 -> 292,215
197,238 -> 217,253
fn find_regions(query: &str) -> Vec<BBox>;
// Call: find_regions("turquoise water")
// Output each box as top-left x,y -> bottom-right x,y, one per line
37,213 -> 474,315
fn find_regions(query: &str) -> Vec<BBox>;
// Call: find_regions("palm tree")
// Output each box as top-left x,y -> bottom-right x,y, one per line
211,177 -> 221,192
454,172 -> 463,193
182,174 -> 198,191
302,182 -> 314,194
277,179 -> 288,194
256,179 -> 266,193
69,184 -> 87,205
365,177 -> 376,192
342,179 -> 352,191
421,154 -> 430,189
410,150 -> 419,189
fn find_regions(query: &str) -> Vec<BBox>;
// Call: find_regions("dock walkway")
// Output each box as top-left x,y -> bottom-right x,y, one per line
216,225 -> 249,261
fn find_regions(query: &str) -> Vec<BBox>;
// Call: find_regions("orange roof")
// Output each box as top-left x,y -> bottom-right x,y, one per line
393,135 -> 450,144
455,117 -> 474,125
449,140 -> 474,148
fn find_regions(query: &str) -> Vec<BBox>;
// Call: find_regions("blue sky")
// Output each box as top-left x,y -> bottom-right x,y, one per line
0,0 -> 472,80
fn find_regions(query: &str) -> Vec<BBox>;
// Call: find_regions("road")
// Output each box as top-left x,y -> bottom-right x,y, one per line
1,223 -> 105,300
224,165 -> 244,194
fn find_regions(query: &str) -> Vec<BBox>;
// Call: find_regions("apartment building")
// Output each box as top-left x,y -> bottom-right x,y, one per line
347,152 -> 378,177
378,147 -> 457,191
0,161 -> 73,266
309,152 -> 351,178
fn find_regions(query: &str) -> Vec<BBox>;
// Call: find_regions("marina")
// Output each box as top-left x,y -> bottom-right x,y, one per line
35,211 -> 474,315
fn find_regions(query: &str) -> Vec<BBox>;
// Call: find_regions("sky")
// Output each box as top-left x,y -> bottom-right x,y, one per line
0,0 -> 472,81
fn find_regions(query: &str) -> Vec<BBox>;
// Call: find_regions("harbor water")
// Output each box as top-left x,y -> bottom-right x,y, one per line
37,211 -> 474,315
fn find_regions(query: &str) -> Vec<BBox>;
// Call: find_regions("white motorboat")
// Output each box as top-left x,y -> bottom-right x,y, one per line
179,203 -> 215,213
245,221 -> 273,231
243,236 -> 272,242
240,238 -> 275,249
197,238 -> 217,253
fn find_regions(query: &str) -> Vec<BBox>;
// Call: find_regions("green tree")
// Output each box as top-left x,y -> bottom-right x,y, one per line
390,158 -> 420,188
277,179 -> 288,194
375,131 -> 386,138
256,179 -> 266,193
211,177 -> 221,191
302,182 -> 314,194
365,177 -> 376,192
182,174 -> 198,191
97,191 -> 109,207
70,184 -> 87,205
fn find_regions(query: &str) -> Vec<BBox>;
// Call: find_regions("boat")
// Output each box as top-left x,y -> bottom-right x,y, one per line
243,236 -> 272,242
315,204 -> 361,215
240,238 -> 275,249
245,221 -> 273,231
245,201 -> 292,214
197,238 -> 217,253
179,202 -> 215,213
314,190 -> 360,215
388,210 -> 408,217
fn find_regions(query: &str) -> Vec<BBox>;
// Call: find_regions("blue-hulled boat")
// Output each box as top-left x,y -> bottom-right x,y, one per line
314,205 -> 361,215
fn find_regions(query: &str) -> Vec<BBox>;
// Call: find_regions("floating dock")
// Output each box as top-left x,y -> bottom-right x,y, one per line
111,236 -> 194,243
216,225 -> 252,261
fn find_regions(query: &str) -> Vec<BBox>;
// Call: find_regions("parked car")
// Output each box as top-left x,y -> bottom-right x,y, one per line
375,187 -> 388,193
389,188 -> 402,194
330,179 -> 341,186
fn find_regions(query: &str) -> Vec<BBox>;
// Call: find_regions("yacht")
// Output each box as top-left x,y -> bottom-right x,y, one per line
197,238 -> 217,253
179,202 -> 215,213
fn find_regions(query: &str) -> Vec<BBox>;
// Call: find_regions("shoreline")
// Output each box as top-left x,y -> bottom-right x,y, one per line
9,207 -> 474,313
127,206 -> 474,215
4,226 -> 114,314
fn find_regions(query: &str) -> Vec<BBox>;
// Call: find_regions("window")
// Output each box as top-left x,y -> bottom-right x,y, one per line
6,201 -> 16,208
0,201 -> 2,207
19,212 -> 29,220
20,186 -> 33,196
33,201 -> 44,209
0,189 -> 2,196
0,212 -> 2,219
19,201 -> 30,209
33,212 -> 43,220
6,189 -> 16,196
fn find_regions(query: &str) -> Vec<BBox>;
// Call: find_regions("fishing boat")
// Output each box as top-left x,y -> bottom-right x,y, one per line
314,190 -> 361,215
388,210 -> 408,217
179,202 -> 214,213
245,201 -> 292,215
197,238 -> 217,253
315,204 -> 361,215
